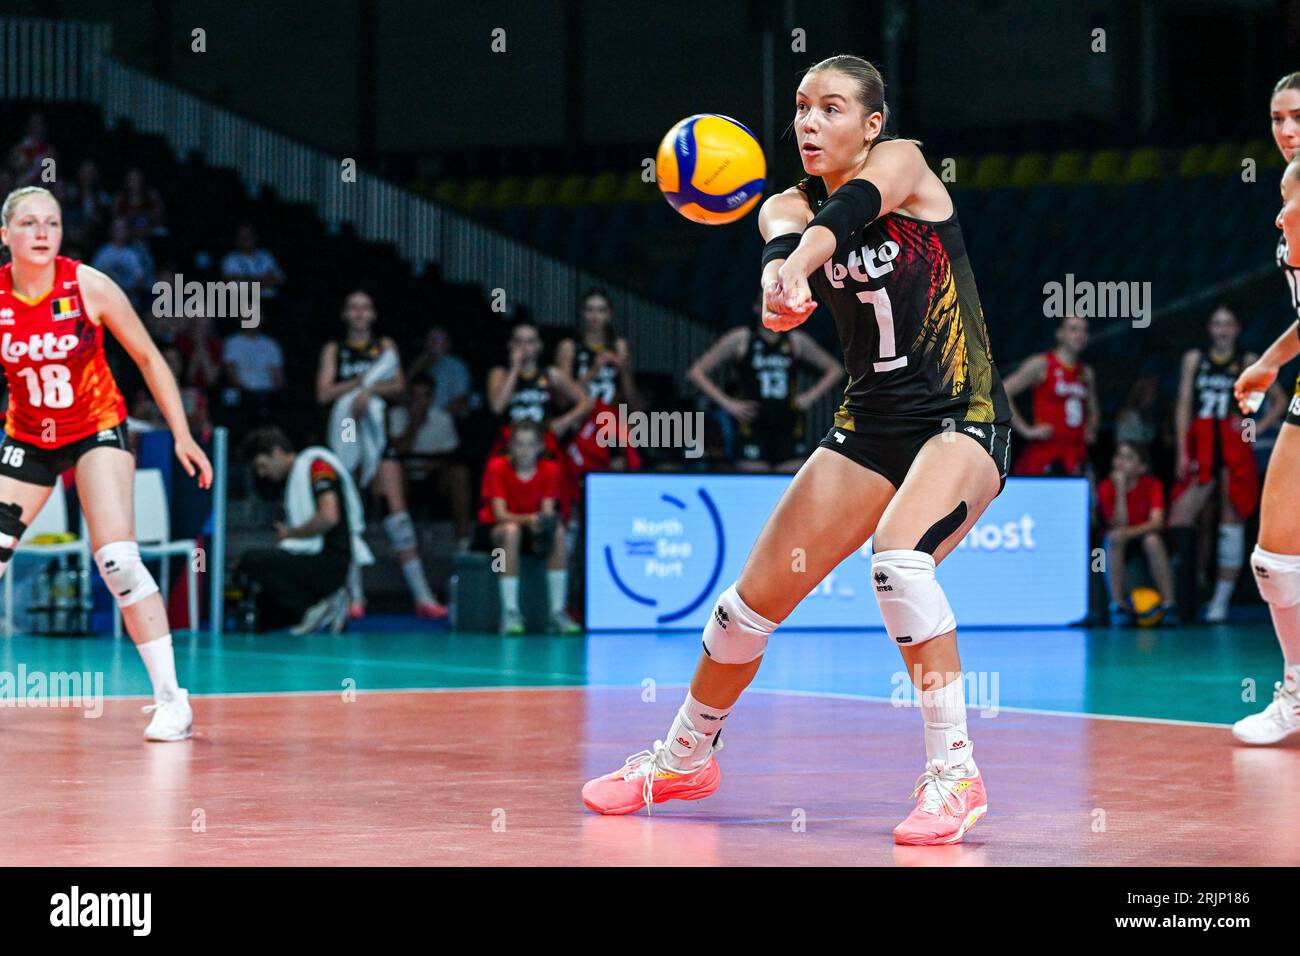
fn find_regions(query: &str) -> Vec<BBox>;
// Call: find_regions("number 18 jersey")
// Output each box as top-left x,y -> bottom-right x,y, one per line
0,256 -> 126,446
799,175 -> 1010,429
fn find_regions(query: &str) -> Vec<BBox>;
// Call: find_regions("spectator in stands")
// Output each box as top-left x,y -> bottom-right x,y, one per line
555,287 -> 640,409
91,218 -> 152,309
407,325 -> 472,414
476,421 -> 581,635
236,427 -> 371,634
486,320 -> 590,454
64,159 -> 113,251
7,112 -> 55,188
1098,441 -> 1177,627
112,167 -> 167,240
221,223 -> 284,299
1114,374 -> 1161,447
389,375 -> 474,552
1005,315 -> 1099,477
223,321 -> 285,425
177,311 -> 225,390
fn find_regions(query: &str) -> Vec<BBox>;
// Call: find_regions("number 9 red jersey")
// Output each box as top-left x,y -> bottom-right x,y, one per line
0,256 -> 127,446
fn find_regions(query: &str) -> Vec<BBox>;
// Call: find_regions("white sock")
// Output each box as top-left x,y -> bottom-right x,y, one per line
547,569 -> 567,616
137,634 -> 180,700
499,575 -> 520,615
401,557 -> 436,605
346,564 -> 364,605
920,675 -> 973,771
664,690 -> 730,772
1210,578 -> 1235,607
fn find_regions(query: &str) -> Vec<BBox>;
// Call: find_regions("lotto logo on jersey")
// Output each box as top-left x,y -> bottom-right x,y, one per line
50,296 -> 81,321
0,332 -> 79,362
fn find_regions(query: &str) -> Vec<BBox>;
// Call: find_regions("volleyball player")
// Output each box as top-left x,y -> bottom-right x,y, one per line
316,290 -> 447,620
555,288 -> 638,408
688,291 -> 842,472
0,186 -> 213,741
1231,73 -> 1300,743
1004,315 -> 1097,478
583,55 -> 1011,845
1170,305 -> 1285,622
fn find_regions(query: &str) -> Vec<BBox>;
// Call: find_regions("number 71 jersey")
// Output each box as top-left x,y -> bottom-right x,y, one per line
799,175 -> 1010,429
0,256 -> 127,446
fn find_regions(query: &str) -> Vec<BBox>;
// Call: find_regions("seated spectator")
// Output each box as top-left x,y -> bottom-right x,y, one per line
177,312 -> 225,390
389,376 -> 473,551
112,167 -> 167,239
224,325 -> 284,395
407,325 -> 472,414
221,223 -> 284,299
7,112 -> 55,187
64,159 -> 113,250
91,218 -> 152,308
476,421 -> 581,635
1098,441 -> 1178,627
235,427 -> 371,633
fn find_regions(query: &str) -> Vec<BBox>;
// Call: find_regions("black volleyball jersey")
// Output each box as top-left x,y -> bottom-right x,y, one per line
798,176 -> 1011,428
336,338 -> 383,381
1193,349 -> 1243,420
736,327 -> 803,438
508,369 -> 554,423
575,341 -> 619,404
1278,235 -> 1300,326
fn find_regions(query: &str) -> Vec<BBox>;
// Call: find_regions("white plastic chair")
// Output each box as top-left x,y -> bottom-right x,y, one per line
113,469 -> 198,636
2,477 -> 92,636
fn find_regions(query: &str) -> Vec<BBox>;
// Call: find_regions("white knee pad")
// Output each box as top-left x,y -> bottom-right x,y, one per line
871,549 -> 956,646
1252,546 -> 1300,608
94,541 -> 159,609
383,511 -> 417,552
701,584 -> 777,664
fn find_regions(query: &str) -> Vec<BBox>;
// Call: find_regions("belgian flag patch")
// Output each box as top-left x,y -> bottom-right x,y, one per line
50,296 -> 80,321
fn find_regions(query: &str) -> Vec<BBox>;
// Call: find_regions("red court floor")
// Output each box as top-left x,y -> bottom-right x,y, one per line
1,686 -> 1296,866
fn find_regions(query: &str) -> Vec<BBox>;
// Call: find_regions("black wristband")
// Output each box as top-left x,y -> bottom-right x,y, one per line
761,232 -> 802,268
807,179 -> 882,248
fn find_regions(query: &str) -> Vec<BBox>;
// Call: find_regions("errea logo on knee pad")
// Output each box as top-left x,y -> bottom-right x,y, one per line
713,605 -> 729,629
873,570 -> 893,591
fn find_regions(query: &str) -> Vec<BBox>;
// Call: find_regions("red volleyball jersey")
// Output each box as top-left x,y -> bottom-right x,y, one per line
1030,351 -> 1088,445
0,256 -> 126,446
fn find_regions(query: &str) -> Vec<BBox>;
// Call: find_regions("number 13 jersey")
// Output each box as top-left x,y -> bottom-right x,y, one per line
799,175 -> 1010,429
0,256 -> 126,446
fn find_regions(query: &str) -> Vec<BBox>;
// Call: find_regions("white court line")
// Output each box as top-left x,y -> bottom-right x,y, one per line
85,682 -> 1236,729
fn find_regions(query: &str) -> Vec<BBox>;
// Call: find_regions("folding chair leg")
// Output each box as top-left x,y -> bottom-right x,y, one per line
187,565 -> 198,632
113,604 -> 122,639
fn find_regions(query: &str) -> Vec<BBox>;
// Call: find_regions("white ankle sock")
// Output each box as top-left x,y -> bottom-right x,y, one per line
346,564 -> 364,605
401,557 -> 435,605
547,570 -> 567,615
499,576 -> 520,615
1210,578 -> 1235,607
137,634 -> 179,700
664,690 -> 730,772
920,676 -> 973,769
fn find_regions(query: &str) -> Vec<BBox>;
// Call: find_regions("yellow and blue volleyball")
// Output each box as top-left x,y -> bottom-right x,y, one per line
1130,586 -> 1164,627
655,114 -> 765,225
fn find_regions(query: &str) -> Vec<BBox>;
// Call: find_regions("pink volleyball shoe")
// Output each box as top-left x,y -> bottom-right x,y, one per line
415,600 -> 449,621
893,759 -> 987,846
582,739 -> 722,815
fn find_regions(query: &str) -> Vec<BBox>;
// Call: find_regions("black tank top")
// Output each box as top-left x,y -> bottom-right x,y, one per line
735,327 -> 800,432
575,341 -> 619,404
1193,349 -> 1242,420
508,369 -> 554,423
799,175 -> 1011,428
335,338 -> 383,381
1279,236 -> 1300,323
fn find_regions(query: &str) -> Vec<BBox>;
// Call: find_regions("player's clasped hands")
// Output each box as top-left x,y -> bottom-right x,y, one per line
762,269 -> 817,332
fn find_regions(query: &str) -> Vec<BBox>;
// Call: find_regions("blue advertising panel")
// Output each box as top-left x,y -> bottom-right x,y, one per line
585,473 -> 1089,630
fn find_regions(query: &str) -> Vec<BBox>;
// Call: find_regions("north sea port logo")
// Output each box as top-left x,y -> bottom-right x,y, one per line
602,488 -> 725,625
